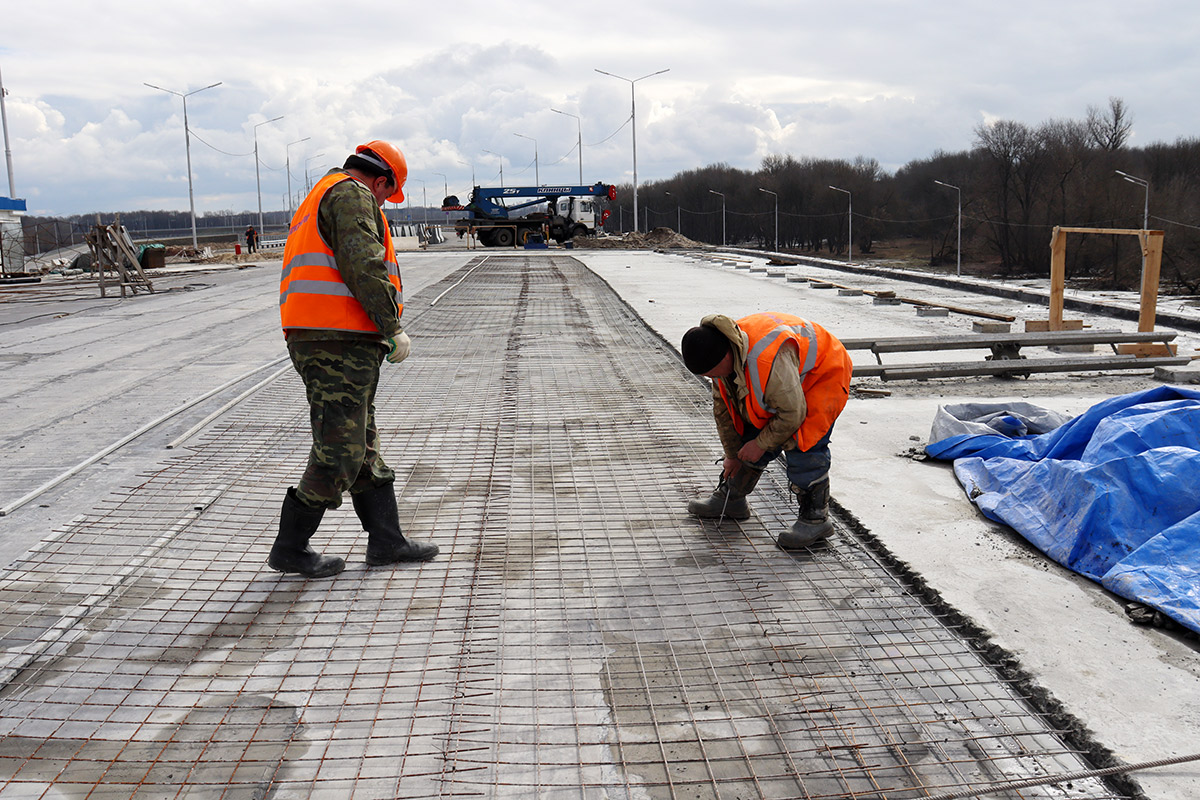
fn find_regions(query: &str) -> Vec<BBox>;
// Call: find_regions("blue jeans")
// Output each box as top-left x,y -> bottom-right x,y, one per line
742,425 -> 833,489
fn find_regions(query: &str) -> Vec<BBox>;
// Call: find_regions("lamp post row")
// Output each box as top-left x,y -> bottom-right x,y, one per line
141,67 -> 678,242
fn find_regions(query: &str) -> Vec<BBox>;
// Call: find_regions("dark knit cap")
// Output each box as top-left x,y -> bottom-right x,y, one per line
681,325 -> 729,374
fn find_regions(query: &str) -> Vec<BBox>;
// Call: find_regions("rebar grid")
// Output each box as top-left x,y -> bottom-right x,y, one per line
0,254 -> 1123,799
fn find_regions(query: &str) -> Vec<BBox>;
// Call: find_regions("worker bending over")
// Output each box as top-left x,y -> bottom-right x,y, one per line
681,312 -> 853,548
272,140 -> 438,578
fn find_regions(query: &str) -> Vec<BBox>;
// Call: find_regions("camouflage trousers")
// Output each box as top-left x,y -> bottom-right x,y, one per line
288,339 -> 395,509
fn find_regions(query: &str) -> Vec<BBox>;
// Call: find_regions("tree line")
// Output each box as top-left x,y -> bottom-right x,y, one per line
611,99 -> 1200,292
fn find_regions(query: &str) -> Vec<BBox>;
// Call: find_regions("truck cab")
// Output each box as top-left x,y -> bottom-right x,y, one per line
555,196 -> 600,239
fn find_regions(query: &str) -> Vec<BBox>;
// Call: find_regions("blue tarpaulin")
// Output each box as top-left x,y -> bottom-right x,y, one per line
925,386 -> 1200,634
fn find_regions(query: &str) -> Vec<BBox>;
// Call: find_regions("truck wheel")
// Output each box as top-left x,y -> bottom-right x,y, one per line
517,229 -> 532,246
571,224 -> 590,239
494,228 -> 515,248
476,229 -> 495,247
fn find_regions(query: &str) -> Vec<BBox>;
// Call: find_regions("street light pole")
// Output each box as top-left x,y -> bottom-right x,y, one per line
482,149 -> 504,188
433,171 -> 449,224
1116,170 -> 1150,273
933,180 -> 962,277
304,154 -> 325,193
708,189 -> 725,246
253,115 -> 283,234
551,108 -> 583,184
514,133 -> 538,186
1115,170 -> 1150,232
595,67 -> 669,234
759,187 -> 778,252
145,80 -> 222,250
458,159 -> 475,188
0,62 -> 16,197
829,185 -> 852,265
665,191 -> 681,233
285,137 -> 310,221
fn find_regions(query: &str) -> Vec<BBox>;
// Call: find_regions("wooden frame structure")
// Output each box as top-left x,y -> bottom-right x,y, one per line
1031,226 -> 1172,355
85,222 -> 154,298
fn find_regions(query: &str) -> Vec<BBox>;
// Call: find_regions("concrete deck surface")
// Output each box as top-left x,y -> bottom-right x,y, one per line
0,246 -> 1196,799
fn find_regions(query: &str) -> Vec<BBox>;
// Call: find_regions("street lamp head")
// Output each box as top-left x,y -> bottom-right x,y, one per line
255,114 -> 284,131
1115,169 -> 1149,187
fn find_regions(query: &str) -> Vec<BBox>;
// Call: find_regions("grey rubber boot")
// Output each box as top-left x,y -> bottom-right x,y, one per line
687,466 -> 763,520
269,488 -> 346,578
352,481 -> 440,565
778,478 -> 834,549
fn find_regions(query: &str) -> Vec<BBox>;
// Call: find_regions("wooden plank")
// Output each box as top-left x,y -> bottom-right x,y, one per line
854,354 -> 1192,382
1116,342 -> 1178,356
896,296 -> 1015,322
1139,231 -> 1164,333
1055,226 -> 1164,236
1049,226 -> 1067,329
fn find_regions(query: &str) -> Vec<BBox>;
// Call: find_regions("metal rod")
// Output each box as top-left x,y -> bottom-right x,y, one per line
0,355 -> 287,516
917,749 -> 1200,800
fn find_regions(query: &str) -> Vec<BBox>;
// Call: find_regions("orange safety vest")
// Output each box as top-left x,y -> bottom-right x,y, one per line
279,172 -> 402,334
717,312 -> 853,451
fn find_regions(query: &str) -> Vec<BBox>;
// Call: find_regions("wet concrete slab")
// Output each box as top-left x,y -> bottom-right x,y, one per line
0,254 -> 1129,797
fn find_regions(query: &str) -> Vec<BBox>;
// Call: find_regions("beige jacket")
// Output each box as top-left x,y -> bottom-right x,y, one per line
702,314 -> 807,457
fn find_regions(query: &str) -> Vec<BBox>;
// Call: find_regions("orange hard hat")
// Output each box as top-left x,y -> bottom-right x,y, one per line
356,140 -> 408,202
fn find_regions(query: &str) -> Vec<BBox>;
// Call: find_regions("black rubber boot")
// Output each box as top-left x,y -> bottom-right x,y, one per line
778,478 -> 834,549
687,466 -> 762,520
352,481 -> 440,565
269,488 -> 346,578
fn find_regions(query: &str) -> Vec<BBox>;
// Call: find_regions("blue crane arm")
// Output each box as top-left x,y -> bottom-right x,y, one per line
458,183 -> 616,220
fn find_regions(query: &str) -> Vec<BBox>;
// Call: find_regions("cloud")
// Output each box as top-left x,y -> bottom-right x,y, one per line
4,0 -> 1200,216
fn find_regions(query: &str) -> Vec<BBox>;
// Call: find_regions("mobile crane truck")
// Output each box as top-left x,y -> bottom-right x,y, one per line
442,183 -> 616,247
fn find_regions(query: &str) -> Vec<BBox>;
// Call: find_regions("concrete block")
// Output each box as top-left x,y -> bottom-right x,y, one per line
786,276 -> 808,283
838,288 -> 864,296
1155,365 -> 1200,383
767,271 -> 787,278
916,306 -> 950,317
973,321 -> 1011,334
735,264 -> 751,270
872,296 -> 902,305
1049,344 -> 1096,353
810,281 -> 834,289
750,266 -> 768,273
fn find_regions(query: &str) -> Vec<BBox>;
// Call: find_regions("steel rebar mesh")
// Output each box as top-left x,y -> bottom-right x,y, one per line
0,254 -> 1123,799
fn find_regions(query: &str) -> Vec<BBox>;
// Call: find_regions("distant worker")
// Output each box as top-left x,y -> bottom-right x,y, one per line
681,312 -> 853,548
272,140 -> 438,578
245,225 -> 258,254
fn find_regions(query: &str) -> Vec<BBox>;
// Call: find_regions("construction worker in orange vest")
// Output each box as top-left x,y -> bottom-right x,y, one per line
272,140 -> 438,578
681,312 -> 853,548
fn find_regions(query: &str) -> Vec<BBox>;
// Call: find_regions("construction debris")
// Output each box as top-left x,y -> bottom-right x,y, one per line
572,226 -> 708,249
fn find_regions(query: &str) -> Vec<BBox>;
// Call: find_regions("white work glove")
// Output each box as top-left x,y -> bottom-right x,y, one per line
385,331 -> 411,364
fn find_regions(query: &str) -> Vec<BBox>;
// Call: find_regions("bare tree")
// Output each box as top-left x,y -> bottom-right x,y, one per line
1086,97 -> 1133,151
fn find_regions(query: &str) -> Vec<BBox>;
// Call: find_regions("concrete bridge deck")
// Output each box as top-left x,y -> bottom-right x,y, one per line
0,254 -> 1132,798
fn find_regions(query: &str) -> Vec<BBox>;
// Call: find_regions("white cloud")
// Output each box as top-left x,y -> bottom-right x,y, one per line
3,0 -> 1200,215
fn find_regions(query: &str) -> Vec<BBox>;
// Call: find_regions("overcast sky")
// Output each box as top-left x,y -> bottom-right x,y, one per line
2,0 -> 1196,218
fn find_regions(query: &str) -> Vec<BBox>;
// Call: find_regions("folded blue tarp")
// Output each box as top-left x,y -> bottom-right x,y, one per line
925,386 -> 1200,634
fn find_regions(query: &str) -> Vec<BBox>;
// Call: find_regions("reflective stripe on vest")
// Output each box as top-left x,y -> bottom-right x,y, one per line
280,172 -> 402,334
718,312 -> 852,451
